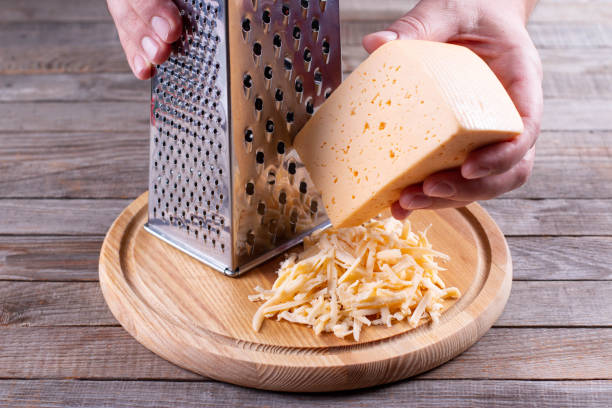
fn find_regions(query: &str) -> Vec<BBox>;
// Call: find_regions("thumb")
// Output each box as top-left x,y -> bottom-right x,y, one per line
362,1 -> 459,53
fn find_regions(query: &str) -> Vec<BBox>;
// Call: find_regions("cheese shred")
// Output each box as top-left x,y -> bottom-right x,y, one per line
249,217 -> 460,341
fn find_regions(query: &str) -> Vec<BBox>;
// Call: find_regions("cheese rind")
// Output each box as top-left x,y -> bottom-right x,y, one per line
294,40 -> 523,228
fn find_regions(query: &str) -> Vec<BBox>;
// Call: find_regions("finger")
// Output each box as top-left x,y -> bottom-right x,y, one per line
462,41 -> 543,179
424,147 -> 535,201
397,184 -> 473,211
362,0 -> 461,53
107,0 -> 151,79
108,0 -> 171,66
128,0 -> 182,43
116,23 -> 153,80
391,201 -> 412,220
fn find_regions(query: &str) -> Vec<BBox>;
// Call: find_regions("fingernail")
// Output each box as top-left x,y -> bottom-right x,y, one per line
372,30 -> 398,42
463,164 -> 491,179
141,36 -> 159,61
399,194 -> 432,210
428,182 -> 455,198
133,54 -> 146,74
152,16 -> 171,42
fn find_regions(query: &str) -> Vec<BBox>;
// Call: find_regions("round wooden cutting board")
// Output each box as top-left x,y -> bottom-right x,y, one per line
99,192 -> 512,392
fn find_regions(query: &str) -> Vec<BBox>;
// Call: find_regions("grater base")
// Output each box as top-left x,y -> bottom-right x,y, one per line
145,220 -> 330,277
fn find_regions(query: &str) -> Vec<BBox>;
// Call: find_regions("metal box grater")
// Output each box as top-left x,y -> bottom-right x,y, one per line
145,0 -> 341,276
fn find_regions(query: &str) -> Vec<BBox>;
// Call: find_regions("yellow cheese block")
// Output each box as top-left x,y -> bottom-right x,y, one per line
294,40 -> 524,228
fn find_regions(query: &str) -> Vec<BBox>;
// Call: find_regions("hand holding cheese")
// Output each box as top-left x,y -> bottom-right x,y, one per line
294,40 -> 523,228
365,0 -> 542,219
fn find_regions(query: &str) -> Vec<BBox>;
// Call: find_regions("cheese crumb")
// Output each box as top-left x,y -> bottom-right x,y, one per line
249,217 -> 460,341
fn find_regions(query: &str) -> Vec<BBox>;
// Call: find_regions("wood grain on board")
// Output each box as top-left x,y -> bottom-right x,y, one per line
1,380 -> 610,408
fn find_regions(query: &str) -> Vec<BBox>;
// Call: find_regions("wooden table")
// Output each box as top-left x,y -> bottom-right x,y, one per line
1,0 -> 610,406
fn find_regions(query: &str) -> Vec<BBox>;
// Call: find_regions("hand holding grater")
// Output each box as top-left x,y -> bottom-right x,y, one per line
145,0 -> 341,276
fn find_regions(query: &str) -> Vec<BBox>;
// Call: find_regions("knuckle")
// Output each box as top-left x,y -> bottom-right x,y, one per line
512,160 -> 533,190
395,14 -> 430,38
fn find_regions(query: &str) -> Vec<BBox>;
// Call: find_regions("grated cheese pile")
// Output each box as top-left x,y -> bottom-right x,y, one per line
249,217 -> 460,341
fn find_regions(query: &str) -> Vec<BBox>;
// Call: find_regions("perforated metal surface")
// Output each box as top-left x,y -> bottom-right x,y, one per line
146,0 -> 341,275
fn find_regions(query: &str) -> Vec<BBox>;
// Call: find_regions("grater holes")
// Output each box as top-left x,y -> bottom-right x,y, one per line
262,9 -> 271,25
247,230 -> 256,246
244,128 -> 254,143
276,141 -> 285,155
255,150 -> 265,164
292,26 -> 301,48
314,68 -> 323,95
253,42 -> 262,56
294,77 -> 303,93
286,111 -> 294,123
281,3 -> 290,16
311,19 -> 320,32
275,88 -> 283,102
279,190 -> 287,205
288,161 -> 297,174
264,65 -> 273,80
299,181 -> 308,194
265,119 -> 274,133
257,201 -> 266,216
322,38 -> 330,63
273,33 -> 282,49
267,170 -> 276,185
254,97 -> 263,111
283,57 -> 293,72
303,48 -> 312,62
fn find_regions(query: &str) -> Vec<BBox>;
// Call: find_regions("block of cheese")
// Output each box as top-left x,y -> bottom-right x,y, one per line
294,40 -> 524,228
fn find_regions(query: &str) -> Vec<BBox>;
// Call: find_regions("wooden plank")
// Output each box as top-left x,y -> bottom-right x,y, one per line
2,0 -> 611,24
3,49 -> 610,103
1,198 -> 610,236
0,22 -> 128,74
505,131 -> 612,199
0,282 -> 115,326
0,326 -> 200,380
0,0 -> 110,22
1,131 -> 608,199
2,236 -> 609,282
339,20 -> 612,49
0,102 -> 148,132
0,380 -> 610,408
0,199 -> 129,235
0,74 -> 148,102
509,237 -> 612,281
0,327 -> 608,379
338,0 -> 612,23
2,18 -> 611,75
0,132 -> 148,198
2,98 -> 611,132
0,236 -> 102,281
1,281 -> 609,327
497,281 -> 612,326
481,199 -> 612,236
539,49 -> 612,99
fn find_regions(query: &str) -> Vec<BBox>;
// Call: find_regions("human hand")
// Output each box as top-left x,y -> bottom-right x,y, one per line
362,0 -> 543,219
107,0 -> 183,79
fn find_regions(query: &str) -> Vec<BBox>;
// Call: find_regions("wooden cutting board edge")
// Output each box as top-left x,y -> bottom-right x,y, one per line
99,192 -> 512,392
